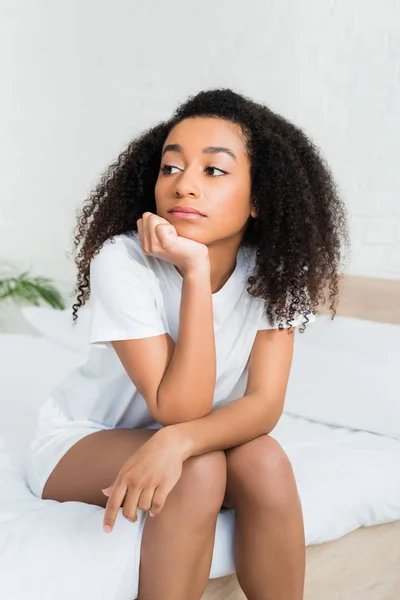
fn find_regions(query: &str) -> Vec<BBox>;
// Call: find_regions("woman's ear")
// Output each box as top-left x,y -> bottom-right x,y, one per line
250,204 -> 258,219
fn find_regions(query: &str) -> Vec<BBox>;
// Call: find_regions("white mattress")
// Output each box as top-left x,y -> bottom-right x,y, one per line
1,333 -> 400,600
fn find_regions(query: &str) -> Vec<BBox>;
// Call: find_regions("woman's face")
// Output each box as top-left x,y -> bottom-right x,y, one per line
154,117 -> 256,247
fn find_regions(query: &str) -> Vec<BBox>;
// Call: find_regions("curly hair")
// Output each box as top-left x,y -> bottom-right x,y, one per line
70,88 -> 350,334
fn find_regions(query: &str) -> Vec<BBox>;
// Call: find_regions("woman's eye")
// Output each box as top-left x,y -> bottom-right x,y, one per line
205,166 -> 226,176
160,164 -> 226,177
160,164 -> 179,175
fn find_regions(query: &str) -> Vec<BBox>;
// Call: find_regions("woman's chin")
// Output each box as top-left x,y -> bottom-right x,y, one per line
175,224 -> 208,243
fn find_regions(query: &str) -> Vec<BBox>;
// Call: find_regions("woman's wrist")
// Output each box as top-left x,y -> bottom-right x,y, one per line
180,255 -> 210,278
157,424 -> 194,461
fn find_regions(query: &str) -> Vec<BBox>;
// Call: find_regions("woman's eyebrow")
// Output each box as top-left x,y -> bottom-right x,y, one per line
161,143 -> 237,163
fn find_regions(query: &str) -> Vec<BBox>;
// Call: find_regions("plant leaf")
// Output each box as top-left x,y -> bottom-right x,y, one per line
0,272 -> 66,310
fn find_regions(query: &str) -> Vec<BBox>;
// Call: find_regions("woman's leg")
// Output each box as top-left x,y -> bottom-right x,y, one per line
138,448 -> 227,600
223,434 -> 305,600
41,428 -> 227,600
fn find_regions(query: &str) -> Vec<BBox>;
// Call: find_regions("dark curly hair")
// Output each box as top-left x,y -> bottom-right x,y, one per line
70,88 -> 350,334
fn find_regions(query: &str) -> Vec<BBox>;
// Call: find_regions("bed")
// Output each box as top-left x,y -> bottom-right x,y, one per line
0,274 -> 399,600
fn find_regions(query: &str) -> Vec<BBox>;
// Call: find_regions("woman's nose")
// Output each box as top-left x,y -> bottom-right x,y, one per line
174,169 -> 201,198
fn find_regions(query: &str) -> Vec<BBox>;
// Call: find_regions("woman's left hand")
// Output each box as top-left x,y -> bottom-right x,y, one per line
101,427 -> 189,533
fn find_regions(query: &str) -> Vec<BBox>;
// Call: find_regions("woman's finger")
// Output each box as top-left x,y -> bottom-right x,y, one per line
146,213 -> 171,252
101,482 -> 114,497
122,485 -> 143,523
155,223 -> 177,249
103,480 -> 128,533
136,218 -> 143,249
149,485 -> 168,517
141,212 -> 153,253
137,486 -> 157,514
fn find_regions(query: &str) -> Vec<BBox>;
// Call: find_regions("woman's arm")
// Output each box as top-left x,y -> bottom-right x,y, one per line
156,260 -> 216,424
165,327 -> 296,458
112,258 -> 216,427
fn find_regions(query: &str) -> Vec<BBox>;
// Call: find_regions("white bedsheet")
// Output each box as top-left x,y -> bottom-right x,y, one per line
1,333 -> 400,600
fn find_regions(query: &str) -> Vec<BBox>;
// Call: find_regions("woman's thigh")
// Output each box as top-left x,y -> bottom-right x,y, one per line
41,428 -> 160,507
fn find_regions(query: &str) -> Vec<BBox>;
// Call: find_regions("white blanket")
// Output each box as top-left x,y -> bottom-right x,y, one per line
1,333 -> 400,600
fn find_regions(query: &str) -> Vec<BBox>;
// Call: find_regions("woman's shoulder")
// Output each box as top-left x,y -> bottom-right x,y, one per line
95,230 -> 141,255
90,231 -> 144,266
89,231 -> 154,282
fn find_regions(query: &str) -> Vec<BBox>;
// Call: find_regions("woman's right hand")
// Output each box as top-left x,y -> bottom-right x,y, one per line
136,212 -> 209,273
102,427 -> 191,532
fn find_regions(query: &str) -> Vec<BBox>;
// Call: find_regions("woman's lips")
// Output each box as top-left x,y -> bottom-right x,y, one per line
169,211 -> 205,220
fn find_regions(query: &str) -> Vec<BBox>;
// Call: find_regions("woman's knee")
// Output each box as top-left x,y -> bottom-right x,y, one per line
177,450 -> 227,512
226,435 -> 297,509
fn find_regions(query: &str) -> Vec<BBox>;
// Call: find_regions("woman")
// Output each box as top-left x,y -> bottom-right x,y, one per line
26,88 -> 349,599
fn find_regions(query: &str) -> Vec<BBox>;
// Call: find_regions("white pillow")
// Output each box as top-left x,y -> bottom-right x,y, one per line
286,315 -> 400,440
0,334 -> 86,459
21,305 -> 91,355
294,314 -> 398,369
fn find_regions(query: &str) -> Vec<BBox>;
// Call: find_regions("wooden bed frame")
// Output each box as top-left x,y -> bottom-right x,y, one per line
202,274 -> 400,600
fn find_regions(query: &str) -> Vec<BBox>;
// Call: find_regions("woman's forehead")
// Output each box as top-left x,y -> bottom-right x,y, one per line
164,117 -> 248,159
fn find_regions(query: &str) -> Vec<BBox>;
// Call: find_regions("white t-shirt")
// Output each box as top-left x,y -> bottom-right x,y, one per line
40,232 -> 316,432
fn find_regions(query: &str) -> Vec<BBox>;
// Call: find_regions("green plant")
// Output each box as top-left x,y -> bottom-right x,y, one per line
0,268 -> 66,310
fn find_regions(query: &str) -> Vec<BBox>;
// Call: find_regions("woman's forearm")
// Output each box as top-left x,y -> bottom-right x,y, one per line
156,260 -> 216,425
164,392 -> 281,459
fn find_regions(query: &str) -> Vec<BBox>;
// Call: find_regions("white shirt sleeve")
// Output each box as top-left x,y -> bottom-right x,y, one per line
88,238 -> 168,348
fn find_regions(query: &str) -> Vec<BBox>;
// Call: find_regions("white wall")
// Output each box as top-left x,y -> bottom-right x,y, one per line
1,0 -> 399,331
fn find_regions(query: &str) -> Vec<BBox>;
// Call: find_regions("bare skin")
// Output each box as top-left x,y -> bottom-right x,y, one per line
224,435 -> 306,600
41,428 -> 305,600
